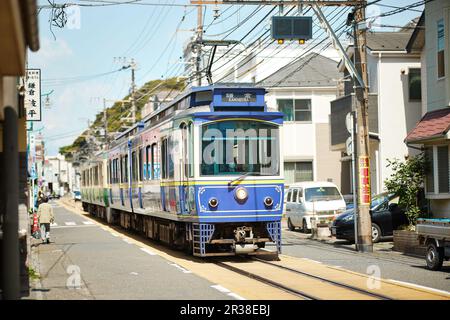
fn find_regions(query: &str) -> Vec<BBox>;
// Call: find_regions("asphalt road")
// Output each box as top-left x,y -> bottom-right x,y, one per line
274,223 -> 450,293
30,201 -> 235,300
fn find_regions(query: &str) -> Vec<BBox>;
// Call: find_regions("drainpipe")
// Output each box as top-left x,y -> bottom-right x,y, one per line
1,107 -> 20,300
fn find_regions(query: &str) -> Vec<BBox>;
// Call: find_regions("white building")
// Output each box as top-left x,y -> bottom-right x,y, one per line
405,1 -> 450,219
330,28 -> 423,195
43,155 -> 75,196
259,53 -> 344,189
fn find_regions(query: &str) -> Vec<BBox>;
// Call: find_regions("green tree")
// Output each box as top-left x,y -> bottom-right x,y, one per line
384,154 -> 427,227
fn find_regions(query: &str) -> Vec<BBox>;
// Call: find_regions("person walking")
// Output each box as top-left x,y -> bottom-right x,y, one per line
37,197 -> 54,244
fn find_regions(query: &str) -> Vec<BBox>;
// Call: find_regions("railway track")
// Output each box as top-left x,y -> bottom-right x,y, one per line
213,256 -> 393,300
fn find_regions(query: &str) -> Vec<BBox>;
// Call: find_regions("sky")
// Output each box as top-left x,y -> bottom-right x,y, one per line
29,0 -> 424,155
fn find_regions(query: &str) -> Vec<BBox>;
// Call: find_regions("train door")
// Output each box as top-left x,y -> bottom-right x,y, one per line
180,123 -> 190,214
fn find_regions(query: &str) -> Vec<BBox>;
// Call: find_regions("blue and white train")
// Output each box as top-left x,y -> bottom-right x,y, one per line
80,84 -> 284,257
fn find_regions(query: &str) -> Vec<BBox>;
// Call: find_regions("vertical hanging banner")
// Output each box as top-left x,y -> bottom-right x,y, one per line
359,156 -> 371,205
25,69 -> 42,121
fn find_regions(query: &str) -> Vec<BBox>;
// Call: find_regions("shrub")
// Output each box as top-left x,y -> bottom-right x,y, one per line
384,154 -> 426,226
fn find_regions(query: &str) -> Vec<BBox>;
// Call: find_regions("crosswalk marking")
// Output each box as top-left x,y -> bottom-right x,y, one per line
82,221 -> 94,225
65,222 -> 76,226
50,223 -> 58,227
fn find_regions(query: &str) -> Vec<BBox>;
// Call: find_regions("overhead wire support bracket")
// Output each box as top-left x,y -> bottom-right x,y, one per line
309,3 -> 365,88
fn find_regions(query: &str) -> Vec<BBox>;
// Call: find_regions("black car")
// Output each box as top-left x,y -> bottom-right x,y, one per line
331,193 -> 409,243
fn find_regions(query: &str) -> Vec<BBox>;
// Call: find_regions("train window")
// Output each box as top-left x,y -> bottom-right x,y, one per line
168,138 -> 174,179
139,148 -> 144,182
200,120 -> 280,176
151,143 -> 158,180
125,155 -> 129,183
131,151 -> 137,182
188,122 -> 194,178
145,145 -> 151,180
161,139 -> 167,179
114,158 -> 119,184
181,123 -> 188,179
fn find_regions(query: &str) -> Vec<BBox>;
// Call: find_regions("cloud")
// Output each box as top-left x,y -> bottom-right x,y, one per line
29,37 -> 73,67
41,81 -> 110,155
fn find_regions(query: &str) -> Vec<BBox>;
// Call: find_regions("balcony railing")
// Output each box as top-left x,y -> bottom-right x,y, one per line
330,93 -> 378,149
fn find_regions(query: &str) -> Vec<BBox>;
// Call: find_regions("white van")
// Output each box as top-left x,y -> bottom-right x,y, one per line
285,181 -> 346,233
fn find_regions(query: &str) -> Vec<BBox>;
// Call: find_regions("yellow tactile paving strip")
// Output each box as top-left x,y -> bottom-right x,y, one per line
59,199 -> 450,300
273,255 -> 450,300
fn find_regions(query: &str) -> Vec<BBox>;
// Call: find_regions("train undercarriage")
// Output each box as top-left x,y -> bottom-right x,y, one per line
82,202 -> 281,257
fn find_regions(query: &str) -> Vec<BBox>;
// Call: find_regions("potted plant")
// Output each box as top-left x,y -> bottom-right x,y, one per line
384,154 -> 427,256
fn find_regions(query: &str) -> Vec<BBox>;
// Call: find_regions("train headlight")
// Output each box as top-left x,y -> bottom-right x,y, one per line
235,187 -> 248,202
209,197 -> 219,208
264,196 -> 273,207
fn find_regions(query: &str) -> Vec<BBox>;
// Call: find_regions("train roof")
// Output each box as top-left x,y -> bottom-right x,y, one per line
114,83 -> 266,141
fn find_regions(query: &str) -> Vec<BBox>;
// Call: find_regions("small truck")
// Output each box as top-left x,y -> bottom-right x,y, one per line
417,218 -> 450,270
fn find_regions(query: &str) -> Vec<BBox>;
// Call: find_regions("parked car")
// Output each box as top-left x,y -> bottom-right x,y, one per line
285,181 -> 347,233
73,190 -> 81,201
331,192 -> 409,243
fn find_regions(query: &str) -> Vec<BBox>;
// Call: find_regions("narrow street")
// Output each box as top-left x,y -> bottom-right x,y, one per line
28,199 -> 450,300
29,201 -> 236,300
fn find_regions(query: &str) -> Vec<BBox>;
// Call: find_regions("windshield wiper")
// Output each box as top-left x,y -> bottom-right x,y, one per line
228,172 -> 261,186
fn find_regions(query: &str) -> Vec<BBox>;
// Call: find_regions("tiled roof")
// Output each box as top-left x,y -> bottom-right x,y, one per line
366,30 -> 414,51
405,108 -> 450,143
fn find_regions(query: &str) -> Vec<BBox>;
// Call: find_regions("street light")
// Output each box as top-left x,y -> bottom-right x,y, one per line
42,90 -> 54,109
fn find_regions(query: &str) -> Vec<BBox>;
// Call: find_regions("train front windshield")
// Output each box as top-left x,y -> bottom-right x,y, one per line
200,120 -> 280,176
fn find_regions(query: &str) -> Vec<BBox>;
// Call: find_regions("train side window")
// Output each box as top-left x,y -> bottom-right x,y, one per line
168,138 -> 174,179
292,189 -> 298,203
181,123 -> 188,179
151,143 -> 158,179
138,148 -> 144,182
132,152 -> 138,182
188,122 -> 194,178
114,158 -> 119,184
161,139 -> 167,179
125,154 -> 129,183
145,145 -> 151,180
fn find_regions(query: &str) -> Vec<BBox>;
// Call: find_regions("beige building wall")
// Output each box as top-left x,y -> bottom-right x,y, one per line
315,123 -> 342,187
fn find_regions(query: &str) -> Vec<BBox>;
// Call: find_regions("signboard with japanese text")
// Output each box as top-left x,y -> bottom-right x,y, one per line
221,92 -> 257,103
25,69 -> 41,121
358,156 -> 371,205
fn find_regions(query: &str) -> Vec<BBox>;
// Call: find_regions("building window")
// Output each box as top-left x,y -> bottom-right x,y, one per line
437,18 -> 445,78
425,147 -> 434,193
408,68 -> 422,100
437,146 -> 449,193
284,161 -> 313,185
277,99 -> 312,122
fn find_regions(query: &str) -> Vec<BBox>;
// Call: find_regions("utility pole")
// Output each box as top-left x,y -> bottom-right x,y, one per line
352,0 -> 373,252
130,58 -> 137,123
113,57 -> 137,123
194,4 -> 204,86
103,98 -> 108,149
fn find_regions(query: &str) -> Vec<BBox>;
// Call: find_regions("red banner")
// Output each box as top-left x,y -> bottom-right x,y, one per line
359,156 -> 371,205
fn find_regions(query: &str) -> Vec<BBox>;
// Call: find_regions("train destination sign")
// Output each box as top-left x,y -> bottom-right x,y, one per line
221,92 -> 257,103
